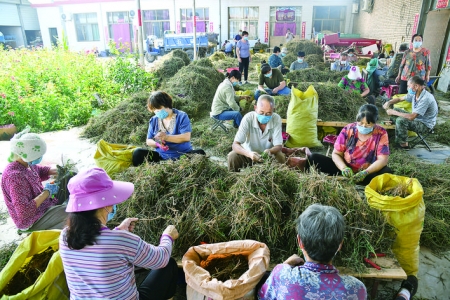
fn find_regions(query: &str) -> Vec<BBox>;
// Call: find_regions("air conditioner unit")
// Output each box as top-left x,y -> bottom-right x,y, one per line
361,0 -> 373,12
61,13 -> 72,21
352,3 -> 359,14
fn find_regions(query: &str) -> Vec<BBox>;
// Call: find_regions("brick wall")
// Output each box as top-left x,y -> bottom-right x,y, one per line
353,0 -> 423,52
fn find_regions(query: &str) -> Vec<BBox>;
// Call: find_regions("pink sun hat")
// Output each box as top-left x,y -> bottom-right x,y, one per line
66,168 -> 134,212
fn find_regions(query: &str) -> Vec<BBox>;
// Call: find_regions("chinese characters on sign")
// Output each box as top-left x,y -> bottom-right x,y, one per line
446,45 -> 450,63
301,22 -> 306,39
412,13 -> 419,35
436,0 -> 449,9
276,9 -> 295,22
176,21 -> 180,34
264,22 -> 269,43
209,22 -> 213,32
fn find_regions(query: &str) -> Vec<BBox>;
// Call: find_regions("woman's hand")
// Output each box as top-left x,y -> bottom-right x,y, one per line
238,57 -> 242,63
283,254 -> 304,266
395,75 -> 400,83
163,225 -> 179,240
426,74 -> 430,83
341,167 -> 354,178
154,132 -> 167,142
116,217 -> 139,232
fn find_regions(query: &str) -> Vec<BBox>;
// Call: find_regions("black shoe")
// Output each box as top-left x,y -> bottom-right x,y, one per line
394,143 -> 410,150
394,275 -> 418,299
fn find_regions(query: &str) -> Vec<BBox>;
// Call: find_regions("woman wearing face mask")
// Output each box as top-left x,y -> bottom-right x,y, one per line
290,51 -> 308,71
211,70 -> 251,128
1,127 -> 68,230
143,91 -> 205,163
306,104 -> 392,185
60,168 -> 179,300
396,34 -> 431,94
236,30 -> 252,84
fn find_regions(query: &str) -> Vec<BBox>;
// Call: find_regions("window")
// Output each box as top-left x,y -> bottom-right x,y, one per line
269,7 -> 302,37
74,13 -> 100,42
180,8 -> 209,33
229,7 -> 259,40
143,9 -> 170,38
312,6 -> 346,33
107,12 -> 133,51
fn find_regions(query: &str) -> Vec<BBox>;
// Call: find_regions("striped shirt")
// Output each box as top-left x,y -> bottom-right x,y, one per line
59,227 -> 173,299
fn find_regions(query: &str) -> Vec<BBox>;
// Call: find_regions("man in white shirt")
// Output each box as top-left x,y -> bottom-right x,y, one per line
227,95 -> 285,171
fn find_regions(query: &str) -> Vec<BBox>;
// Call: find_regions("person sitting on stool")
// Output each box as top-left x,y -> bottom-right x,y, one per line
383,75 -> 438,149
254,64 -> 291,102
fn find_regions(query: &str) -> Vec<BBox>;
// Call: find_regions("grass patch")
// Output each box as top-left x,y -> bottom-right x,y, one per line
388,150 -> 450,253
113,157 -> 394,273
287,69 -> 347,83
82,92 -> 151,144
0,242 -> 18,272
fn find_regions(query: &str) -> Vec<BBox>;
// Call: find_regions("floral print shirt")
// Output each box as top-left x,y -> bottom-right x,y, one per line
258,262 -> 367,300
400,48 -> 431,81
334,123 -> 390,172
1,161 -> 57,229
338,76 -> 368,94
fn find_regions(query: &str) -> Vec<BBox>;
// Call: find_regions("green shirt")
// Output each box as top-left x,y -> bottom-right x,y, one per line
211,78 -> 241,116
338,75 -> 368,94
259,68 -> 284,89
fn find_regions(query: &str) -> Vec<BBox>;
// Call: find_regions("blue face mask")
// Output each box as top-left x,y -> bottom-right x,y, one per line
107,205 -> 117,222
413,41 -> 422,48
243,36 -> 248,41
389,55 -> 394,59
357,125 -> 374,135
28,157 -> 43,166
257,114 -> 272,124
281,53 -> 286,57
155,109 -> 169,119
264,72 -> 272,78
408,88 -> 416,95
297,58 -> 303,63
232,81 -> 239,87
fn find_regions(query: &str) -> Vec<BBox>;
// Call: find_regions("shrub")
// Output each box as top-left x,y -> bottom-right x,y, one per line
0,48 -> 156,132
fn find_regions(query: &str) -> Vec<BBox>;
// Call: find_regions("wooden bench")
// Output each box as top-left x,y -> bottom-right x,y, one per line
176,256 -> 405,299
281,119 -> 396,131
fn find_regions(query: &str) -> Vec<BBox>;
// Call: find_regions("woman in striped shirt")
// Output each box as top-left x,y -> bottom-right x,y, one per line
59,168 -> 179,300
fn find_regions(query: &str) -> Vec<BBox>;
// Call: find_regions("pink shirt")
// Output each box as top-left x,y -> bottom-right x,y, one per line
1,161 -> 57,229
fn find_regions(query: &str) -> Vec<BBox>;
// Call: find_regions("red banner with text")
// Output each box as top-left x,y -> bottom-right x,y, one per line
264,22 -> 269,43
436,0 -> 449,8
301,22 -> 306,39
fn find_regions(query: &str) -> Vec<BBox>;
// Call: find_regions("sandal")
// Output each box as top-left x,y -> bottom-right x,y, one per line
394,275 -> 418,299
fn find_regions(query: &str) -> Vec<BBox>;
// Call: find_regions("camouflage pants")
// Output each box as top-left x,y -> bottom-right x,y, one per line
392,108 -> 430,144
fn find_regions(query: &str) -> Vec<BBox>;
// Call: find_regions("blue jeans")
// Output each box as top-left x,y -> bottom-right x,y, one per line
214,109 -> 242,127
254,87 -> 291,102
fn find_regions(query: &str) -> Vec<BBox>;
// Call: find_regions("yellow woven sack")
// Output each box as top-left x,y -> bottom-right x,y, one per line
0,230 -> 69,300
365,174 -> 425,276
285,86 -> 322,148
94,139 -> 137,177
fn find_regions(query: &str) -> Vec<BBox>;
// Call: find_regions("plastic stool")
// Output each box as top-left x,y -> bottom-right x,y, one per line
210,112 -> 228,133
380,85 -> 399,99
323,134 -> 338,156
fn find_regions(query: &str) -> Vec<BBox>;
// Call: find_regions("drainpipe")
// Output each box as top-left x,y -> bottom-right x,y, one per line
136,0 -> 144,67
193,0 -> 197,60
219,0 -> 222,45
16,4 -> 28,47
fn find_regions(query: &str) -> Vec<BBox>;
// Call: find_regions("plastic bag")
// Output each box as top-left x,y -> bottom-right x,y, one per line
285,85 -> 322,148
183,240 -> 270,300
94,139 -> 137,177
365,174 -> 425,276
0,230 -> 69,300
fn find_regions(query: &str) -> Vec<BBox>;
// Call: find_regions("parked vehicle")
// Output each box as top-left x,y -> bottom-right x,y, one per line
145,30 -> 218,63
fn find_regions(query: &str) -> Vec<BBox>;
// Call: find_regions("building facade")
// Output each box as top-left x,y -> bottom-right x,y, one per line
29,0 -> 357,52
0,0 -> 40,48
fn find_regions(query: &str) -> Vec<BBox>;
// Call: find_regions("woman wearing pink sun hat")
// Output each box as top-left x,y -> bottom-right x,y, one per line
59,168 -> 179,300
